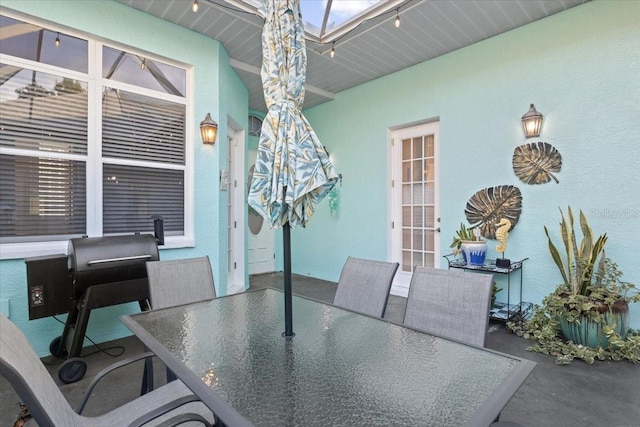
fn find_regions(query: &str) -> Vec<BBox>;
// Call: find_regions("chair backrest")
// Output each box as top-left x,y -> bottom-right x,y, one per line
333,256 -> 399,317
146,256 -> 216,310
0,314 -> 81,426
404,267 -> 493,347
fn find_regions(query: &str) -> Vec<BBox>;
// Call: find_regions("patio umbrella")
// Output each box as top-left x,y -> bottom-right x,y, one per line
248,0 -> 338,338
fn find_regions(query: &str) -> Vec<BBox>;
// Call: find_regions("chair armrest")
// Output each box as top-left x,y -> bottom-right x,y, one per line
151,412 -> 213,427
76,351 -> 157,414
128,395 -> 213,427
76,352 -> 214,426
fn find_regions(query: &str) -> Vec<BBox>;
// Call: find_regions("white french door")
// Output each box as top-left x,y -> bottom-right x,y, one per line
227,128 -> 246,294
389,121 -> 441,296
247,149 -> 275,275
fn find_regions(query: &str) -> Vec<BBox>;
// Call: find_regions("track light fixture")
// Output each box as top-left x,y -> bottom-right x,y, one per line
395,10 -> 400,28
55,32 -> 60,47
192,0 -> 199,12
140,58 -> 146,70
330,43 -> 335,58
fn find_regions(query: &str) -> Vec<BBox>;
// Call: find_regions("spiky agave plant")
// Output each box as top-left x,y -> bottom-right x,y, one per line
543,206 -> 608,296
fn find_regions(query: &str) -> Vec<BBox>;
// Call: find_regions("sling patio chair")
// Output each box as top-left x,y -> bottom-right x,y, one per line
404,266 -> 494,347
0,313 -> 214,427
333,256 -> 399,318
145,256 -> 217,310
143,256 -> 217,388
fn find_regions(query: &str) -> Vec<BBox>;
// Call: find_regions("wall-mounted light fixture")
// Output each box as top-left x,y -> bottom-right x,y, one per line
200,113 -> 218,144
521,104 -> 543,138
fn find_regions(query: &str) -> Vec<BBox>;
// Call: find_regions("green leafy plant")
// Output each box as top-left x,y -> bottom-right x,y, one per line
509,207 -> 640,364
492,282 -> 503,299
450,223 -> 480,255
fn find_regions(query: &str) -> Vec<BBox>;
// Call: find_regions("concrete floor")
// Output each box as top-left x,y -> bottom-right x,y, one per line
1,272 -> 639,426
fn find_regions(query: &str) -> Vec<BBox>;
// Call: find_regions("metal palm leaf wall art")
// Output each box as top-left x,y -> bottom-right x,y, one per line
465,185 -> 522,239
513,142 -> 562,184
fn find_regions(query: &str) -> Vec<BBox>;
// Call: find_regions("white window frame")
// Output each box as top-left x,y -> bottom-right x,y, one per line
0,11 -> 194,260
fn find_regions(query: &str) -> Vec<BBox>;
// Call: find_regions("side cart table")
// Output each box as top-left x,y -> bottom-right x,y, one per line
444,255 -> 532,321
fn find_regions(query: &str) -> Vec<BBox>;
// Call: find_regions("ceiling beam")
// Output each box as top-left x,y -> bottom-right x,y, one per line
229,58 -> 336,100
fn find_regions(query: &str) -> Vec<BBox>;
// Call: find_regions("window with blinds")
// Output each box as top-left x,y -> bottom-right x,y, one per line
0,14 -> 189,245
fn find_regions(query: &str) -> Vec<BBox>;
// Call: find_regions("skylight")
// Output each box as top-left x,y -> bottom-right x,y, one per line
240,0 -> 391,40
300,0 -> 383,38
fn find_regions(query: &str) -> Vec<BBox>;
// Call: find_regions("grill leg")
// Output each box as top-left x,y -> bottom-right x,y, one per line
60,304 -> 80,356
138,299 -> 151,311
67,295 -> 92,358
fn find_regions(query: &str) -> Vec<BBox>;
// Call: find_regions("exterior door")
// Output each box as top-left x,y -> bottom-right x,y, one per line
227,128 -> 246,294
247,149 -> 275,275
389,122 -> 440,296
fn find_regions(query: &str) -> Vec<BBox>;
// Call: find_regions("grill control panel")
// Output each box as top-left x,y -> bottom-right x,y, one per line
30,286 -> 44,306
25,254 -> 73,320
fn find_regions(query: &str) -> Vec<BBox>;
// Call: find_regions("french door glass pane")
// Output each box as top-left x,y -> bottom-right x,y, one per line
412,183 -> 423,204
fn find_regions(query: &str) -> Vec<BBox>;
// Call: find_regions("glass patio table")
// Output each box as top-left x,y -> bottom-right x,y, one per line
121,288 -> 535,427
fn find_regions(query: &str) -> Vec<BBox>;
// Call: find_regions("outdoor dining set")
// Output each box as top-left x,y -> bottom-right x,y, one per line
2,254 -> 535,426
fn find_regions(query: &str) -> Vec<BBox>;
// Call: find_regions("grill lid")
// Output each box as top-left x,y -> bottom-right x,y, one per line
68,234 -> 160,288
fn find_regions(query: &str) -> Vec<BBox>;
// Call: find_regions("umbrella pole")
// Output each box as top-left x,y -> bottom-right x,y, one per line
282,221 -> 295,338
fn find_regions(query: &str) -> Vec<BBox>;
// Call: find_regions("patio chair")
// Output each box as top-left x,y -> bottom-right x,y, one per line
333,256 -> 399,317
0,314 -> 214,427
404,266 -> 493,347
146,256 -> 216,310
144,256 -> 217,388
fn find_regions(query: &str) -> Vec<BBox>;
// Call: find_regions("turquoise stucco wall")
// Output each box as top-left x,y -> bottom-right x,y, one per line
0,0 -> 248,355
216,47 -> 250,294
301,1 -> 640,328
2,0 -> 639,356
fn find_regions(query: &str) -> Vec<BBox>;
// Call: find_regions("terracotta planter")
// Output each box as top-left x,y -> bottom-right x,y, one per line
559,300 -> 629,348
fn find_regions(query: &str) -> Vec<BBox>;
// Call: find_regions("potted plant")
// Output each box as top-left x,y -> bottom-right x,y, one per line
492,281 -> 503,308
508,207 -> 640,364
450,223 -> 486,266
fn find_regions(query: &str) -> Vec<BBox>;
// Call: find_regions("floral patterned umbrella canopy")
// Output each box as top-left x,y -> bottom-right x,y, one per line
248,0 -> 338,337
248,0 -> 338,229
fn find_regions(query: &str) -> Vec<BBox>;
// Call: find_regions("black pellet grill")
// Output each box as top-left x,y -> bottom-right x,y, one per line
25,233 -> 160,383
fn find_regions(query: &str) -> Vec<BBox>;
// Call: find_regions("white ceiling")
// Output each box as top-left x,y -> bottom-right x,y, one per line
115,0 -> 589,113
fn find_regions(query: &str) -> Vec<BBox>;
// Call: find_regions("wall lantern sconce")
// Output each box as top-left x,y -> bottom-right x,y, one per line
521,104 -> 543,138
200,113 -> 218,144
